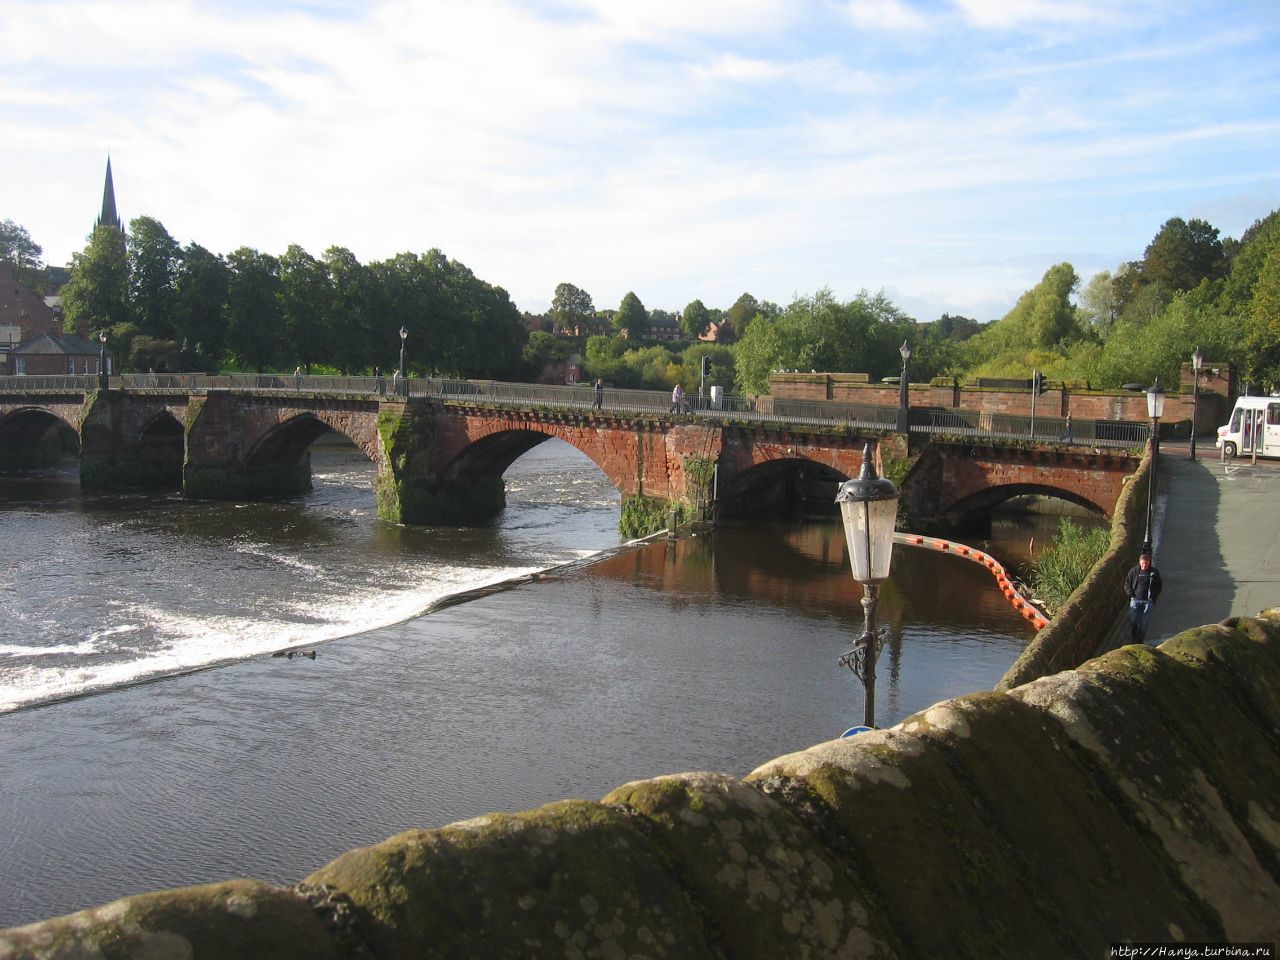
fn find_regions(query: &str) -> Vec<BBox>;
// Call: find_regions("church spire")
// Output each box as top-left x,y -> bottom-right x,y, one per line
95,156 -> 123,233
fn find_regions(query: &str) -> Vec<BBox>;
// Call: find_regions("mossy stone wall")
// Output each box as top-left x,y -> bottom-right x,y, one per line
5,610 -> 1278,957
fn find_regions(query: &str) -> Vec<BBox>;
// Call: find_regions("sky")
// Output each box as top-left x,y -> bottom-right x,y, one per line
2,0 -> 1279,323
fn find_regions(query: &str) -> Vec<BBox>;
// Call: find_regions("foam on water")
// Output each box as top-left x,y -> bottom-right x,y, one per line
0,563 -> 556,714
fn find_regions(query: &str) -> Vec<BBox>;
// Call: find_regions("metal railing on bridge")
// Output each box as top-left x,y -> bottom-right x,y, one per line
0,373 -> 1150,448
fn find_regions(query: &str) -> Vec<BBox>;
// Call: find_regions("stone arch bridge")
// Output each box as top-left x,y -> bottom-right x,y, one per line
0,385 -> 1141,528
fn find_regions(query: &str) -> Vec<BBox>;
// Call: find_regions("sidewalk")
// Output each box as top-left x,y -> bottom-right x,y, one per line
1135,442 -> 1280,645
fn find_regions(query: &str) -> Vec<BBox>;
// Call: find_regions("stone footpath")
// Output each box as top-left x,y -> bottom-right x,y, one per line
1099,443 -> 1280,652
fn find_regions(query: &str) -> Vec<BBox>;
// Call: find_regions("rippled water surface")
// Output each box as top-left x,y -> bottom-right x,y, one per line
0,438 -> 1041,927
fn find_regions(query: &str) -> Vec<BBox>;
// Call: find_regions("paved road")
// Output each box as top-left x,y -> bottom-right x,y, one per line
1141,441 -> 1280,644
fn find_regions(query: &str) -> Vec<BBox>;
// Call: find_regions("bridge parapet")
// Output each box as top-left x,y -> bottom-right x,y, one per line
901,438 -> 1142,529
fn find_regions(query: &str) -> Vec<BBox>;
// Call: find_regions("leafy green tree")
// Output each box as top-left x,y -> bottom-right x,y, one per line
127,216 -> 180,340
0,219 -> 45,292
1142,217 -> 1227,293
174,242 -> 230,369
551,282 -> 594,331
1244,242 -> 1280,390
933,313 -> 980,341
323,247 -> 378,374
733,313 -> 784,394
522,331 -> 573,380
129,335 -> 183,372
60,225 -> 130,337
683,343 -> 735,393
964,263 -> 1081,374
1217,211 -> 1280,317
730,289 -> 912,393
279,244 -> 333,371
726,292 -> 780,340
680,299 -> 711,339
225,247 -> 284,371
1078,270 -> 1118,334
614,291 -> 649,340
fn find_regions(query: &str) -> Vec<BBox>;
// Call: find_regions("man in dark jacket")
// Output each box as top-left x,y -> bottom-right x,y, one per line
1123,552 -> 1163,643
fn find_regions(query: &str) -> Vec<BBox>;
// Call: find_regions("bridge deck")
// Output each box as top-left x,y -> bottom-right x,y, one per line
0,374 -> 1151,449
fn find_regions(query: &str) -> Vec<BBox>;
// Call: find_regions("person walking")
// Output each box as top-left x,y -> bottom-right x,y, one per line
293,366 -> 303,391
670,383 -> 684,414
593,377 -> 604,410
1123,551 -> 1163,643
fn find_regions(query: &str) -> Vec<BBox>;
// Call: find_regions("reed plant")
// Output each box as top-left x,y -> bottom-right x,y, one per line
1029,518 -> 1110,615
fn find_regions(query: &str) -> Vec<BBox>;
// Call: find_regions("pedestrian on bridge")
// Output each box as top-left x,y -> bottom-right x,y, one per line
1123,551 -> 1163,643
294,366 -> 303,391
671,383 -> 684,414
594,378 -> 604,410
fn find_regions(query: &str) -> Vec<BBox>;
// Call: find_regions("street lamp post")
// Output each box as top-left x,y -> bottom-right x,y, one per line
98,332 -> 108,392
1189,347 -> 1204,461
398,325 -> 408,394
896,340 -> 911,433
1143,378 -> 1166,554
835,441 -> 900,729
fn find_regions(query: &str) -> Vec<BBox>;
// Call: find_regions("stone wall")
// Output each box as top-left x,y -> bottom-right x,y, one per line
769,372 -> 1232,436
6,610 -> 1278,958
995,445 -> 1152,690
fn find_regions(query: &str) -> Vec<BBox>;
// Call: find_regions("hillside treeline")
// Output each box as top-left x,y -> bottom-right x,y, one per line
4,206 -> 1277,395
51,217 -> 528,378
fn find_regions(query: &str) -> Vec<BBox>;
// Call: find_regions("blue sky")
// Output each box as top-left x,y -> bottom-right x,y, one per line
3,0 -> 1278,322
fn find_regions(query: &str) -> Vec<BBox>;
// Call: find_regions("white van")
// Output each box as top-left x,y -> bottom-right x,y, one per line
1216,396 -> 1280,458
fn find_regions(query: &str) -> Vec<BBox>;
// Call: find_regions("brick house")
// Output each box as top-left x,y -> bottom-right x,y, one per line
0,261 -> 65,376
12,332 -> 108,376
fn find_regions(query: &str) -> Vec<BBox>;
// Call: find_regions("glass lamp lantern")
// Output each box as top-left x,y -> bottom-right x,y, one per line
836,444 -> 899,584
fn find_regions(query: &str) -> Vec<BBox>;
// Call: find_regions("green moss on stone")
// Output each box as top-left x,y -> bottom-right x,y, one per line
306,799 -> 715,960
603,772 -> 892,959
0,879 -> 338,960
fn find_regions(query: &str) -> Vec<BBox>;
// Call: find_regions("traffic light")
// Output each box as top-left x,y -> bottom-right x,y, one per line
1032,370 -> 1046,394
701,355 -> 711,378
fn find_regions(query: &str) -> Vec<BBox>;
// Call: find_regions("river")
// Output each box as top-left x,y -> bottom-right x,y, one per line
0,437 -> 1048,928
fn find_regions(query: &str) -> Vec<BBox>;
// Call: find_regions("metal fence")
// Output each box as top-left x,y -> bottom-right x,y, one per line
910,407 -> 1149,447
0,373 -> 1151,447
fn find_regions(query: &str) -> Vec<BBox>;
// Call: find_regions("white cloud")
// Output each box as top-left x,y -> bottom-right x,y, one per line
1,0 -> 1277,325
842,0 -> 931,32
950,0 -> 1122,30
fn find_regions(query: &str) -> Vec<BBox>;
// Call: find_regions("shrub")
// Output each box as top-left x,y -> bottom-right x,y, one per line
1029,518 -> 1110,615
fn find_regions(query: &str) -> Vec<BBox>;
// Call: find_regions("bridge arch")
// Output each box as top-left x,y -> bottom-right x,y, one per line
135,411 -> 185,487
717,456 -> 846,520
940,482 -> 1109,526
0,406 -> 80,468
437,427 -> 612,487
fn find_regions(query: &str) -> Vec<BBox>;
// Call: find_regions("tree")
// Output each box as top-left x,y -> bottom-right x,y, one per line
279,244 -> 333,371
174,243 -> 230,369
1142,217 -> 1227,293
550,282 -> 594,332
733,314 -> 784,394
127,216 -> 180,340
1078,270 -> 1118,334
60,225 -> 130,338
933,313 -> 980,341
1244,242 -> 1280,390
522,331 -> 573,381
225,248 -> 284,371
323,246 -> 378,373
964,262 -> 1081,370
0,219 -> 45,292
614,291 -> 649,340
680,299 -> 711,339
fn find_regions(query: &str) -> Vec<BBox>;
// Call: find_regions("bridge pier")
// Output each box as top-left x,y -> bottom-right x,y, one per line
80,392 -> 186,489
373,404 -> 507,525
